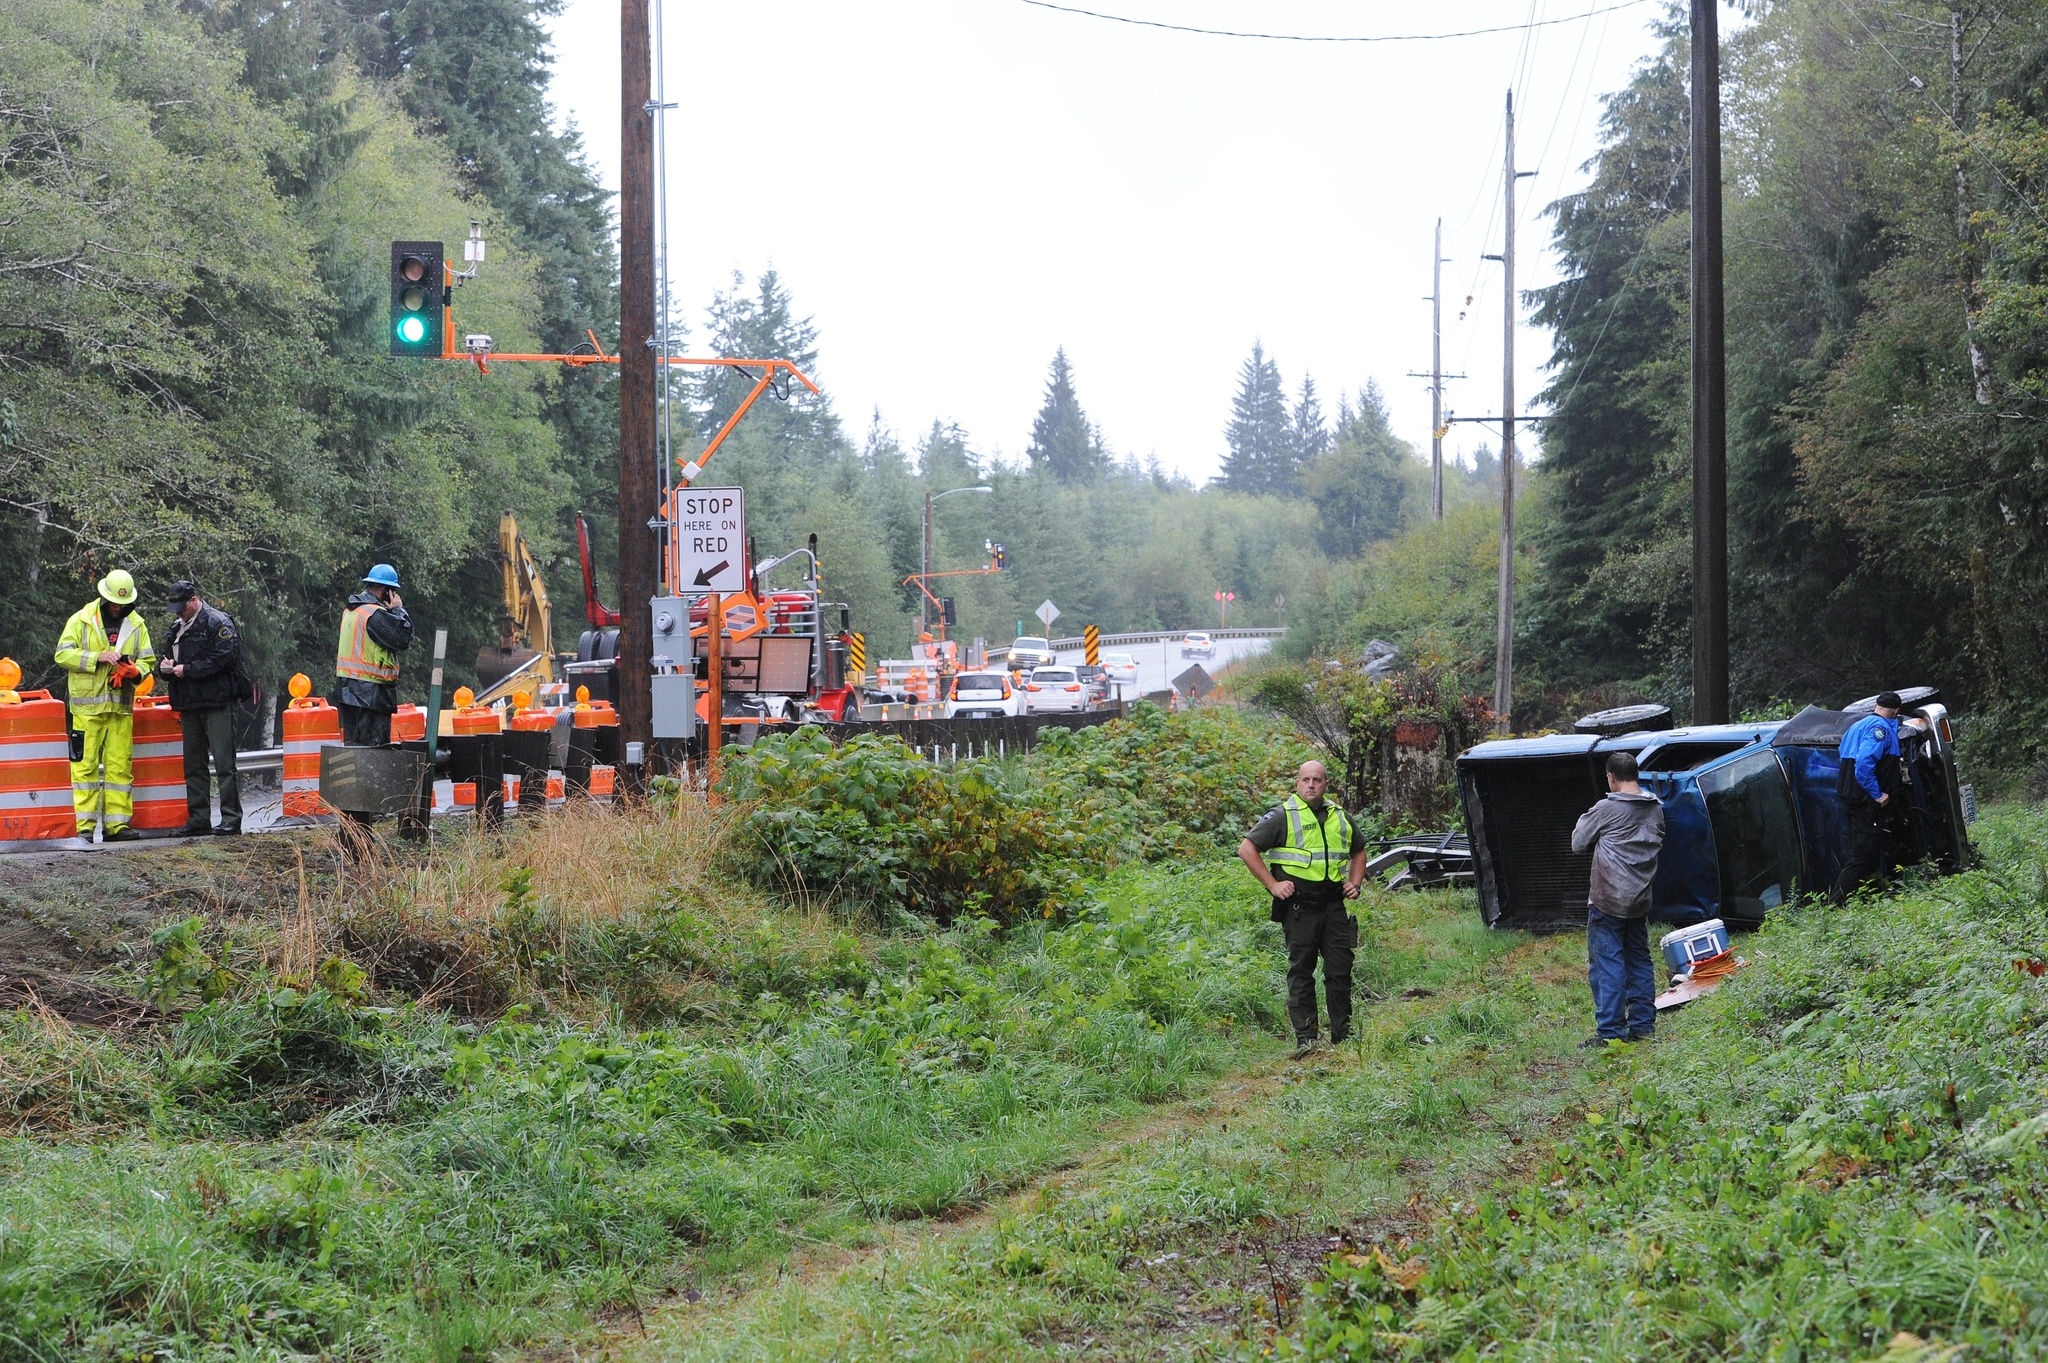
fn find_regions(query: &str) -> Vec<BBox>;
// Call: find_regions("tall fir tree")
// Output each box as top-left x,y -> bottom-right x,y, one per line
1290,374 -> 1329,466
1301,382 -> 1411,556
1025,348 -> 1108,483
692,270 -> 837,452
1220,341 -> 1293,494
1522,31 -> 1692,685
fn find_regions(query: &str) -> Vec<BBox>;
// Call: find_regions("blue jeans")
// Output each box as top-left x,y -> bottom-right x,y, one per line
1587,907 -> 1656,1040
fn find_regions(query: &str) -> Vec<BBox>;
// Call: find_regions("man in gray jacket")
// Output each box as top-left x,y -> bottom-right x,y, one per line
1571,751 -> 1666,1046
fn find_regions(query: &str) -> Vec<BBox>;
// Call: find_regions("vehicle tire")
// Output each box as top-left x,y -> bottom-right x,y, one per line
1572,703 -> 1673,737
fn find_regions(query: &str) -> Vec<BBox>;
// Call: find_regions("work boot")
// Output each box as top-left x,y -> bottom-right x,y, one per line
1293,1037 -> 1319,1059
179,824 -> 211,837
211,826 -> 241,837
102,827 -> 140,843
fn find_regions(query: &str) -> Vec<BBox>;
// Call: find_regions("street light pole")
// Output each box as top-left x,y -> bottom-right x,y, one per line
921,484 -> 992,639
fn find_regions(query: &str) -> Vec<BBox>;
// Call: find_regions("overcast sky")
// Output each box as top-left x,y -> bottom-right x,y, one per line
540,0 -> 1680,481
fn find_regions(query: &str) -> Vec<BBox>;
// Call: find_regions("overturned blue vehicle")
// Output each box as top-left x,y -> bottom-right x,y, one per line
1456,690 -> 1974,932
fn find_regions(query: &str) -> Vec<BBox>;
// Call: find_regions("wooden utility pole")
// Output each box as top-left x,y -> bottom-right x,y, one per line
1431,218 -> 1445,521
1690,0 -> 1730,725
617,0 -> 656,751
1492,91 -> 1520,734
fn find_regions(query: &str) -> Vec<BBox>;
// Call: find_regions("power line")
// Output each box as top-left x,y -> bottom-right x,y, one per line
1010,0 -> 1655,44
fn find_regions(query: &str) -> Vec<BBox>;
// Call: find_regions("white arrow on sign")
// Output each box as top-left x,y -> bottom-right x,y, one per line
672,487 -> 747,593
1035,599 -> 1060,629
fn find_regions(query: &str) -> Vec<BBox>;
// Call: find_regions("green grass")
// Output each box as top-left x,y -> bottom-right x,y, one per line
615,884 -> 1602,1362
0,858 -> 1290,1361
1287,803 -> 2048,1360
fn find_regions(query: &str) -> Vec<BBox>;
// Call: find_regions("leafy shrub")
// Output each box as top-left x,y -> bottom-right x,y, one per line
718,728 -> 1089,921
1031,702 -> 1321,860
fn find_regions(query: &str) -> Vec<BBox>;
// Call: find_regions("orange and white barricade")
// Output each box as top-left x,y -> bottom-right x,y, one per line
589,764 -> 617,804
0,680 -> 78,841
281,697 -> 342,823
129,695 -> 188,831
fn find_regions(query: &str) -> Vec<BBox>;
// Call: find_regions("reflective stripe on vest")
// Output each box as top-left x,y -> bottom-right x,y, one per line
1262,795 -> 1353,882
336,604 -> 400,683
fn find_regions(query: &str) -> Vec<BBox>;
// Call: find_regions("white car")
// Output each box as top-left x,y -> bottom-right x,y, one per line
1101,652 -> 1138,686
1181,631 -> 1215,659
1024,666 -> 1088,713
945,671 -> 1021,719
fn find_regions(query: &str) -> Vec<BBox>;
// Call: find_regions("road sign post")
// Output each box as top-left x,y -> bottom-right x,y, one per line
671,487 -> 746,594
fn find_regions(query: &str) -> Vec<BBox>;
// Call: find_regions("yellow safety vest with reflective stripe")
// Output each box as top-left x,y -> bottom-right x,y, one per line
1262,795 -> 1354,883
54,601 -> 155,715
335,603 -> 400,683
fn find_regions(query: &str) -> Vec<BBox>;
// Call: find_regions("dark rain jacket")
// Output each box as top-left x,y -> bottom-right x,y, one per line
336,590 -> 414,713
1571,790 -> 1666,918
166,602 -> 242,712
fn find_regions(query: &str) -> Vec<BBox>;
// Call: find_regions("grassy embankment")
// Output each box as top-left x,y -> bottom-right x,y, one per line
0,707 -> 1335,1360
609,812 -> 2048,1363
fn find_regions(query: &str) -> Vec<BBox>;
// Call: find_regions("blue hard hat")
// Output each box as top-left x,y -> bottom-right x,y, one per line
361,564 -> 401,589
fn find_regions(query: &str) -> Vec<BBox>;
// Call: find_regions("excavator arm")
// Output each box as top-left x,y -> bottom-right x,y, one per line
475,511 -> 557,705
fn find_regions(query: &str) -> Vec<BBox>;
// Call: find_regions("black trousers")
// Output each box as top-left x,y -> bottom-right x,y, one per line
179,706 -> 241,832
1834,799 -> 1887,902
1282,898 -> 1356,1043
339,703 -> 391,747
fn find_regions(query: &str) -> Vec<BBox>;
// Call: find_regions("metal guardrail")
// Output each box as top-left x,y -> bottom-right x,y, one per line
1048,626 -> 1285,650
237,747 -> 283,774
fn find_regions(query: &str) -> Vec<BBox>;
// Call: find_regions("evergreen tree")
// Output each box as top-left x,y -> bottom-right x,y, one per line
1290,374 -> 1330,468
692,270 -> 838,452
1301,382 -> 1412,556
335,0 -> 620,572
1220,341 -> 1292,494
1025,348 -> 1108,483
1522,32 -> 1692,686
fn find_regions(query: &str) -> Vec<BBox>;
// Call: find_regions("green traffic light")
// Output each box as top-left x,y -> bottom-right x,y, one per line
397,316 -> 426,344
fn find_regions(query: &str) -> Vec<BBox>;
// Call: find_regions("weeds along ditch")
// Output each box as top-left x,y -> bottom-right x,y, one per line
1285,803 -> 2048,1361
0,707 -> 1317,1361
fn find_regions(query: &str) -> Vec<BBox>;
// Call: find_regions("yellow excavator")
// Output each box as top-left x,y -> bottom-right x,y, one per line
474,511 -> 557,705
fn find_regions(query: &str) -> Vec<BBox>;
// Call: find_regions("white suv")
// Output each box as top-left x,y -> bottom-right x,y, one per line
1181,631 -> 1215,659
945,672 -> 1021,719
1025,666 -> 1088,713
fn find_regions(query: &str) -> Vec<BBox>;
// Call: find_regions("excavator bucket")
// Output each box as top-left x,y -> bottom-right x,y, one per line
476,645 -> 543,692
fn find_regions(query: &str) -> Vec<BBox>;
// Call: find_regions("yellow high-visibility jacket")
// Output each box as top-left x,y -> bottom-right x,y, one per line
54,601 -> 156,715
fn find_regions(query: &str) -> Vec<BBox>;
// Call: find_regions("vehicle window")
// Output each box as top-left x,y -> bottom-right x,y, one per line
955,674 -> 1005,691
1033,669 -> 1076,682
1014,637 -> 1048,650
1698,750 -> 1800,919
1639,740 -> 1751,772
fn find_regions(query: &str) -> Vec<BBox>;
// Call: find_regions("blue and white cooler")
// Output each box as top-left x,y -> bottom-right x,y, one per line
1659,918 -> 1731,975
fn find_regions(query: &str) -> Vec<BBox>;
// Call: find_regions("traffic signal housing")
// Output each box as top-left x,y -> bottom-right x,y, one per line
989,542 -> 1008,571
941,597 -> 957,629
389,241 -> 445,357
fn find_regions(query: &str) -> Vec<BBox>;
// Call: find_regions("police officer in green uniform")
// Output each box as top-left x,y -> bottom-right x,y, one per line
1239,760 -> 1368,1055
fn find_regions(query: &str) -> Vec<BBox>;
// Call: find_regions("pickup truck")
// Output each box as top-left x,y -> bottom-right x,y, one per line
1456,689 -> 1972,931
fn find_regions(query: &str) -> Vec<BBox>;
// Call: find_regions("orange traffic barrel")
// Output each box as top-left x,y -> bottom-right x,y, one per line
282,696 -> 342,822
0,687 -> 76,840
391,704 -> 426,743
130,695 -> 187,831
